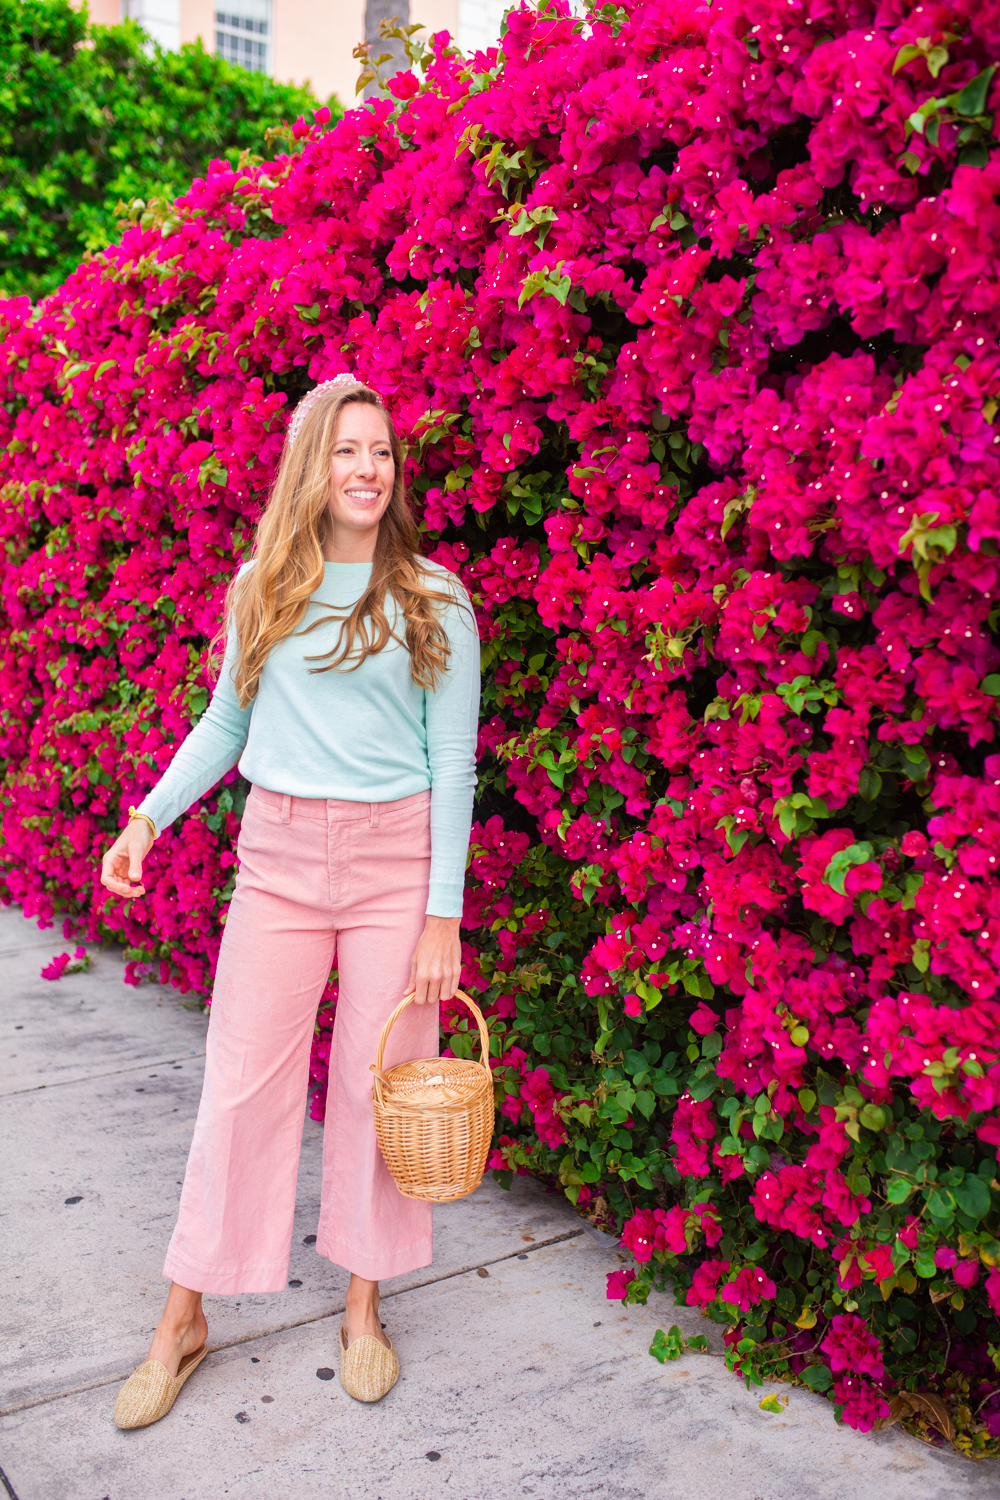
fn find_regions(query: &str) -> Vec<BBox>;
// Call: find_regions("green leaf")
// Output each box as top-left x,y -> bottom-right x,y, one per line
954,1173 -> 992,1220
955,66 -> 996,117
701,1031 -> 723,1059
858,1104 -> 886,1132
649,1326 -> 685,1363
634,1089 -> 656,1120
594,1030 -> 614,1057
857,764 -> 882,802
625,1048 -> 648,1078
801,1365 -> 833,1393
927,1187 -> 956,1224
896,1324 -> 918,1354
823,842 -> 875,895
518,263 -> 573,309
886,1178 -> 913,1204
914,1249 -> 938,1278
925,44 -> 950,78
893,43 -> 924,74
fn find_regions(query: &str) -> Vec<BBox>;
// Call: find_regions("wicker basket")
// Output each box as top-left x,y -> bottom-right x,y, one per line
371,989 -> 494,1204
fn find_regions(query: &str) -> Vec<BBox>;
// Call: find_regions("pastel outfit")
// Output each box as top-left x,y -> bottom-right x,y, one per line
139,560 -> 480,1290
139,559 -> 479,918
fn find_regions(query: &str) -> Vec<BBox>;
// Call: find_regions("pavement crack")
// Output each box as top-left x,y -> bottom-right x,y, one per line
0,1052 -> 207,1099
0,940 -> 72,959
0,1228 -> 585,1419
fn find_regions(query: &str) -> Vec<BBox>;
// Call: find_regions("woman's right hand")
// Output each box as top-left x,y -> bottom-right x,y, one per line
100,819 -> 154,900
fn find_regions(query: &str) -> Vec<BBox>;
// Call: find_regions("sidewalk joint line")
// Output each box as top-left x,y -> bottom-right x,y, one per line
0,1464 -> 20,1500
0,1227 -> 585,1418
0,940 -> 73,959
1,1053 -> 207,1099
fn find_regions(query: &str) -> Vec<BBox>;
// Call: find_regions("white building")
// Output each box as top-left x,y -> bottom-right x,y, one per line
85,0 -> 507,110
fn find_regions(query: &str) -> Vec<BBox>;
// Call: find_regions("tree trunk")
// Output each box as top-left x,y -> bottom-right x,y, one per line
364,0 -> 410,96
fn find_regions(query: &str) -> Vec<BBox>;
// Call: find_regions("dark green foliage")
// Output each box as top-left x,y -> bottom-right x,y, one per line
0,0 -> 336,298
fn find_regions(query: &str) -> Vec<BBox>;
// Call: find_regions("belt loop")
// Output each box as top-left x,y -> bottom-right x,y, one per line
369,802 -> 380,829
280,793 -> 291,825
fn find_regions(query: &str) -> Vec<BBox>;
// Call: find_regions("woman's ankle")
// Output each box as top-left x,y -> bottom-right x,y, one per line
154,1288 -> 206,1344
159,1314 -> 206,1343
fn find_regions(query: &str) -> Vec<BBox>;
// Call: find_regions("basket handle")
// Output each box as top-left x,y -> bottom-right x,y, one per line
372,988 -> 491,1105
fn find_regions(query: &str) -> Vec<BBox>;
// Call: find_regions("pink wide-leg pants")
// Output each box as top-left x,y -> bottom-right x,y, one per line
163,784 -> 438,1294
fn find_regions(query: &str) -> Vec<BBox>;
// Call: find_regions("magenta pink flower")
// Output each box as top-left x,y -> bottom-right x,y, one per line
620,1208 -> 662,1264
954,1258 -> 980,1289
896,1218 -> 921,1252
518,1066 -> 569,1150
719,1265 -> 777,1313
40,946 -> 86,981
655,1206 -> 691,1256
688,1002 -> 719,1036
822,1314 -> 885,1381
862,1244 -> 895,1283
687,1258 -> 731,1309
670,1095 -> 717,1178
833,1376 -> 891,1434
986,1269 -> 1000,1316
606,1268 -> 636,1302
689,1201 -> 723,1247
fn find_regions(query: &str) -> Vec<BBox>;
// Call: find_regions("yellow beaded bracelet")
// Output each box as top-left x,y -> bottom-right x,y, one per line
128,806 -> 157,841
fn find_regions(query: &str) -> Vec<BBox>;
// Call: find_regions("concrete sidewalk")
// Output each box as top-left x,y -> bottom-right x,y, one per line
1,904 -> 997,1500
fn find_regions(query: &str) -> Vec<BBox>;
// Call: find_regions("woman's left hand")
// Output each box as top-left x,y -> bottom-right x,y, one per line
409,914 -> 462,1005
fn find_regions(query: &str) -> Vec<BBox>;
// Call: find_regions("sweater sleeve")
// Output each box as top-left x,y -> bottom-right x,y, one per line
136,622 -> 252,836
424,585 -> 480,918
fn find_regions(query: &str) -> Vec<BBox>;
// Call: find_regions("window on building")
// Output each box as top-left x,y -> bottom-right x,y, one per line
122,0 -> 180,53
216,0 -> 271,72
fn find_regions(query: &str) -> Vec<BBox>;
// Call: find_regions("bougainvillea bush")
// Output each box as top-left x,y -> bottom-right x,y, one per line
2,0 -> 1000,1451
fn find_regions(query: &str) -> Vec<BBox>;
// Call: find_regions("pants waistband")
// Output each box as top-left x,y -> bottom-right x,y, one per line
248,784 -> 431,827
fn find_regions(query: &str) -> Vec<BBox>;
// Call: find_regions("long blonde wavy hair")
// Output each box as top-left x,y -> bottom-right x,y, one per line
223,381 -> 463,707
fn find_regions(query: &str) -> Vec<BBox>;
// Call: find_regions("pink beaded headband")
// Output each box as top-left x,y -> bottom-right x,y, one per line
286,372 -> 374,447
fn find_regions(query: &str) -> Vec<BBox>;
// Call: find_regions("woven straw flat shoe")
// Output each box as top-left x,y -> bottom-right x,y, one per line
339,1323 -> 399,1403
113,1342 -> 209,1429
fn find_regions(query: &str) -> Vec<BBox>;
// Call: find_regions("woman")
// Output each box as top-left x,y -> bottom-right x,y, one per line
101,375 -> 480,1425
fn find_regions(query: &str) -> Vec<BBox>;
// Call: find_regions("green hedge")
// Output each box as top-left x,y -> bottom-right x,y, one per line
0,0 -> 336,299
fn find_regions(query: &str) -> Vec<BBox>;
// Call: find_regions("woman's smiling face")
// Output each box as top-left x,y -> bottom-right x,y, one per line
326,402 -> 395,546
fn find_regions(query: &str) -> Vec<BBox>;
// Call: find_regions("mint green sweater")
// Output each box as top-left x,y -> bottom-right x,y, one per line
137,560 -> 480,917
